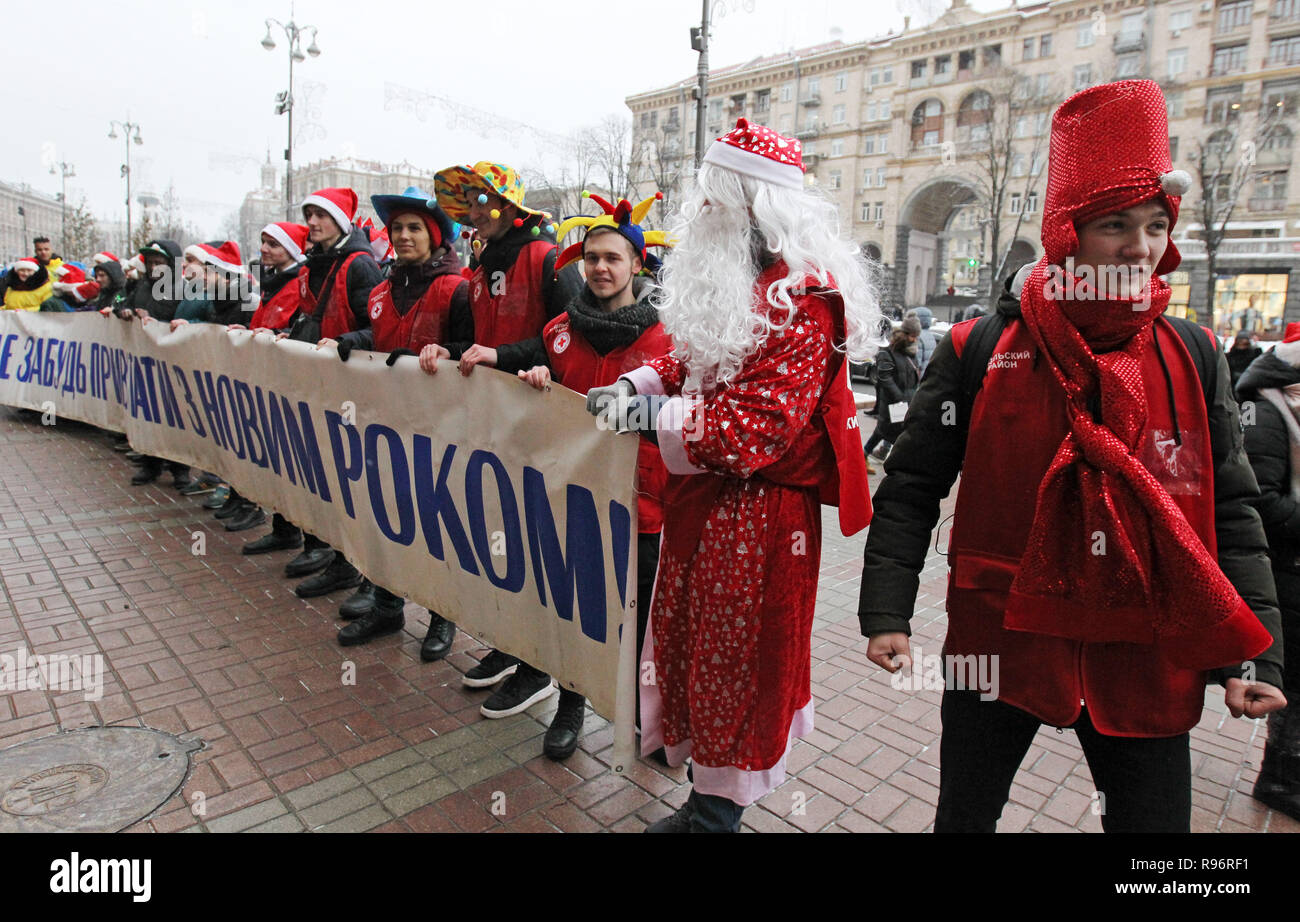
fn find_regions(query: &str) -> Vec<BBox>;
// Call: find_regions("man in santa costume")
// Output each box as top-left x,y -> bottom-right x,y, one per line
859,80 -> 1286,833
248,187 -> 382,597
586,118 -> 878,831
419,162 -> 581,720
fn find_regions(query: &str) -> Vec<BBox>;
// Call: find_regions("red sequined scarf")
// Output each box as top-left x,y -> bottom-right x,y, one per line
1005,257 -> 1269,668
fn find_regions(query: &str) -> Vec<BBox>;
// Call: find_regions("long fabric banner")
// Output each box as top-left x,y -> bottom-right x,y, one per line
0,312 -> 640,766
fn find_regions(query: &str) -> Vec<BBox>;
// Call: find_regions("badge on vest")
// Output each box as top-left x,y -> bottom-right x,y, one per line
369,295 -> 384,320
553,331 -> 571,354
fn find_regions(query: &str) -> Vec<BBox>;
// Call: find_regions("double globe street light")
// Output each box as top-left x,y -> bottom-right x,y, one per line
108,120 -> 143,249
261,17 -> 321,221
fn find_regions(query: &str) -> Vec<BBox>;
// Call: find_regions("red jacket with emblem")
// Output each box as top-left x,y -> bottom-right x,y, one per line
857,290 -> 1284,737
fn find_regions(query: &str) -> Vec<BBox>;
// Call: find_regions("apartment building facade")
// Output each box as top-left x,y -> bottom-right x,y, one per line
627,0 -> 1300,337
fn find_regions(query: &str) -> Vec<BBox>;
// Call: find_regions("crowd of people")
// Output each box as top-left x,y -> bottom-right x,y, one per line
2,77 -> 1297,833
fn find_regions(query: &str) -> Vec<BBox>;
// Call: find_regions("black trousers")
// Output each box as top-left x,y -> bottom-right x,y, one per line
934,690 -> 1191,833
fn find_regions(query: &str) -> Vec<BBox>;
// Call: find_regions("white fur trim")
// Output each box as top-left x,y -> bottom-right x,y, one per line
260,223 -> 304,261
703,140 -> 805,190
1161,169 -> 1193,197
301,193 -> 352,233
13,259 -> 38,273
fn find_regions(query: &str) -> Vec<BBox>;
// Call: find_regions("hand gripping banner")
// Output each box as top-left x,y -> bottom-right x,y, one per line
0,313 -> 641,769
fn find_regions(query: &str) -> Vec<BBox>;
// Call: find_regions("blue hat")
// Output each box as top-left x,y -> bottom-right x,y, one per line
370,186 -> 458,250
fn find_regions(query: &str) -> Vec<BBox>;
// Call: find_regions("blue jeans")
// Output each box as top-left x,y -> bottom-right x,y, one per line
685,765 -> 745,832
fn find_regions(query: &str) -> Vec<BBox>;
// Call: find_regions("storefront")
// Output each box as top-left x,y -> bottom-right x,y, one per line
1166,269 -> 1290,340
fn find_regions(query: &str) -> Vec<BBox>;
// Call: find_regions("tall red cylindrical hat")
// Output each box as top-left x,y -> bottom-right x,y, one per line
1042,79 -> 1191,276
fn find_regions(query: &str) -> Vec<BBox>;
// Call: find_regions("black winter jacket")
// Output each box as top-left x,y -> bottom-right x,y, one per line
291,228 -> 383,343
872,341 -> 921,442
857,278 -> 1284,691
1237,350 -> 1300,577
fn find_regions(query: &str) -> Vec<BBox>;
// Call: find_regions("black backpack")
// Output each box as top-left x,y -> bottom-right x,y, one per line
958,311 -> 1217,417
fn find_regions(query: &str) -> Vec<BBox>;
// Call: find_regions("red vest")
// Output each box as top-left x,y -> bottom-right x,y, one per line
367,274 -> 464,353
250,277 -> 300,330
469,240 -> 552,348
948,315 -> 1221,736
297,251 -> 365,339
543,312 -> 674,534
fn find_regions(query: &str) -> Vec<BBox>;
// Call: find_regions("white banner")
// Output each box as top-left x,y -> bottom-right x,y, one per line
0,312 -> 640,767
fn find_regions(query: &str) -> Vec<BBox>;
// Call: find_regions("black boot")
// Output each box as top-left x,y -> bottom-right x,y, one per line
224,504 -> 266,532
213,488 -> 246,520
243,515 -> 303,555
420,611 -> 456,662
543,688 -> 586,761
168,463 -> 192,490
337,589 -> 405,646
1253,708 -> 1300,822
295,555 -> 362,598
130,458 -> 162,485
284,532 -> 332,577
339,579 -> 377,620
645,798 -> 694,833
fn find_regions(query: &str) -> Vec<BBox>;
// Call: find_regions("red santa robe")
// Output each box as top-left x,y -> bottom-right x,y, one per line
622,260 -> 871,806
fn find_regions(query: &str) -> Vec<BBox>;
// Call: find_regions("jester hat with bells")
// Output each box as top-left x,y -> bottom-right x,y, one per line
554,191 -> 670,276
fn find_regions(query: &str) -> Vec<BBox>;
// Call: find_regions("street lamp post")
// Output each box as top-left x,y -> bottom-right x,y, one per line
690,0 -> 711,169
49,161 -> 76,256
261,14 -> 321,221
108,120 -> 143,248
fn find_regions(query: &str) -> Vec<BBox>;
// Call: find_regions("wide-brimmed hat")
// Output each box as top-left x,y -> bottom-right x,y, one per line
371,186 -> 457,251
434,161 -> 546,224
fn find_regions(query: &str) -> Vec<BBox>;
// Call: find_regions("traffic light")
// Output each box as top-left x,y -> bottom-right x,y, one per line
966,257 -> 980,268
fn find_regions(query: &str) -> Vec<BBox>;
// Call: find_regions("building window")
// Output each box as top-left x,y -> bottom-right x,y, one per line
833,104 -> 847,124
1206,87 -> 1244,124
755,89 -> 771,113
958,49 -> 976,71
861,201 -> 872,222
1077,21 -> 1094,47
835,71 -> 848,92
779,114 -> 792,133
883,67 -> 894,83
829,169 -> 842,189
1023,37 -> 1035,60
708,98 -> 723,120
912,59 -> 927,79
1074,63 -> 1092,90
1025,191 -> 1039,214
869,68 -> 881,86
1263,79 -> 1300,116
1030,152 -> 1044,176
1270,34 -> 1300,66
878,132 -> 889,154
1010,192 -> 1022,214
781,83 -> 794,102
1167,48 -> 1188,79
874,202 -> 885,221
867,101 -> 877,121
935,54 -> 952,75
808,77 -> 821,97
1117,52 -> 1142,78
1169,9 -> 1193,31
1213,43 -> 1248,75
863,168 -> 873,187
880,101 -> 891,120
863,135 -> 875,155
1012,154 -> 1026,177
911,98 -> 944,148
831,138 -> 845,156
1261,125 -> 1294,151
1169,137 -> 1179,164
1168,89 -> 1185,119
984,44 -> 1002,67
922,129 -> 940,146
1256,170 -> 1289,204
1219,0 -> 1253,31
876,167 -> 887,187
1040,33 -> 1053,56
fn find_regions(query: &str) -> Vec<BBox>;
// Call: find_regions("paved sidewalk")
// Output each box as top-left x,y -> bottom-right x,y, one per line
0,407 -> 1294,833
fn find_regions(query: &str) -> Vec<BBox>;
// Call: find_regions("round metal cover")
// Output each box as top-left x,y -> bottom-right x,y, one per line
0,727 -> 202,832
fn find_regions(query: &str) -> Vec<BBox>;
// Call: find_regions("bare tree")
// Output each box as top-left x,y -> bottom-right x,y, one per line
64,196 -> 101,262
631,120 -> 688,229
130,210 -> 156,253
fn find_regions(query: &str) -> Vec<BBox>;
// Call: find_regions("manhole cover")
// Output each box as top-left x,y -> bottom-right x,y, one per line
0,727 -> 202,832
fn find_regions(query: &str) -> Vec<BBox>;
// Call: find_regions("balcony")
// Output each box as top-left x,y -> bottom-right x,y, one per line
800,94 -> 821,107
1175,236 -> 1300,257
794,126 -> 821,140
1248,197 -> 1289,212
1113,31 -> 1146,53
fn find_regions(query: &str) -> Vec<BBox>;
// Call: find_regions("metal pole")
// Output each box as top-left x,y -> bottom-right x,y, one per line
694,0 -> 710,169
285,31 -> 295,222
59,170 -> 67,255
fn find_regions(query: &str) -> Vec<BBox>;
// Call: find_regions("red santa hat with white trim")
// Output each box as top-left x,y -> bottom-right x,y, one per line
259,222 -> 309,263
53,265 -> 100,303
301,187 -> 358,234
184,240 -> 244,275
92,251 -> 119,267
13,258 -> 39,274
702,117 -> 807,190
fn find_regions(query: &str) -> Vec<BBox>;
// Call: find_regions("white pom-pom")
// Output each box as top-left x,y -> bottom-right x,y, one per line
1161,169 -> 1192,196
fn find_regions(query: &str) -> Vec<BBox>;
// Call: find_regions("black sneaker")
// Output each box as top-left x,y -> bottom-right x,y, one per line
213,491 -> 245,520
462,649 -> 519,688
645,799 -> 694,833
480,667 -> 555,719
224,504 -> 266,532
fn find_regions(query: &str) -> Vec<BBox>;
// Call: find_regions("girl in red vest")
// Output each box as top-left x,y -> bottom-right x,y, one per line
859,81 -> 1286,833
586,120 -> 879,832
498,193 -> 673,762
316,188 -> 469,662
419,162 -> 582,721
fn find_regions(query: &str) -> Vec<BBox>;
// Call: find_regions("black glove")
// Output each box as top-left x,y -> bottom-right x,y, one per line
386,348 -> 418,367
336,340 -> 353,362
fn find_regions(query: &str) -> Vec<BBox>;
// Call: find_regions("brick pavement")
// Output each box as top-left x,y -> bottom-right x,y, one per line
0,407 -> 1295,834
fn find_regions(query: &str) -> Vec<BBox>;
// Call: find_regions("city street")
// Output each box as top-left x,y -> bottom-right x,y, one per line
1,405 -> 1293,834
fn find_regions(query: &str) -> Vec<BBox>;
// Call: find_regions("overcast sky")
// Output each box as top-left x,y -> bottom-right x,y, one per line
9,0 -> 1006,237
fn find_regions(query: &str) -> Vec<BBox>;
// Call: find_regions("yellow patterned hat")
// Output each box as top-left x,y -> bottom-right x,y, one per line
434,161 -> 547,224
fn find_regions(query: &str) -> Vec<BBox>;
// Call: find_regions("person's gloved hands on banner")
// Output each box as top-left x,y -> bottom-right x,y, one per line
585,377 -> 634,417
385,348 -> 417,367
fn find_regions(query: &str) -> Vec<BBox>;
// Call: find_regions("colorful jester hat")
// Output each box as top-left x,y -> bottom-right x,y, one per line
554,191 -> 670,275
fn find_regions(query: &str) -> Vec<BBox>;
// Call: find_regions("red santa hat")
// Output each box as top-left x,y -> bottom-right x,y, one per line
702,117 -> 806,191
358,217 -> 393,261
55,264 -> 86,283
260,222 -> 309,262
12,258 -> 39,274
1283,322 -> 1300,343
301,187 -> 358,234
92,251 -> 118,266
1043,79 -> 1190,276
184,240 -> 244,275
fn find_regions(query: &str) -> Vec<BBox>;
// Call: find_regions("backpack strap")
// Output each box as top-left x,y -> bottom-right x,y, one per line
1163,315 -> 1217,406
957,311 -> 1009,418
